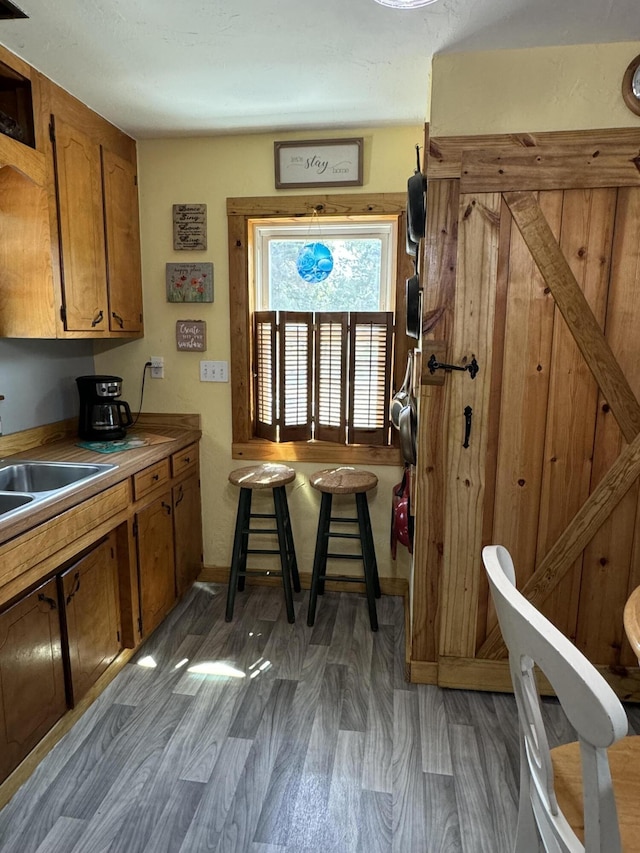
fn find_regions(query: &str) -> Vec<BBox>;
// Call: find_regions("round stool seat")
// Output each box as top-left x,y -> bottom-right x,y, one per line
309,466 -> 378,495
229,463 -> 296,490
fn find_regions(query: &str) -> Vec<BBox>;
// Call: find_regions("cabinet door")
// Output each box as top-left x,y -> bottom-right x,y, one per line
137,492 -> 176,636
60,533 -> 121,706
52,115 -> 108,332
102,148 -> 143,334
173,474 -> 203,597
0,578 -> 66,783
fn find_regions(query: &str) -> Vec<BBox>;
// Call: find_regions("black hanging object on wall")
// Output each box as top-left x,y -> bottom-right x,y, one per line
0,0 -> 28,19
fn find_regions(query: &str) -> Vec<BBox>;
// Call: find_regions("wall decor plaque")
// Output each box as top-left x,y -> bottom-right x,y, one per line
274,138 -> 363,189
176,320 -> 207,351
166,262 -> 213,302
173,203 -> 207,250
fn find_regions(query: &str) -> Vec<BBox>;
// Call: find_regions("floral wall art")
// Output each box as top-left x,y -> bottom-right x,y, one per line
165,262 -> 214,303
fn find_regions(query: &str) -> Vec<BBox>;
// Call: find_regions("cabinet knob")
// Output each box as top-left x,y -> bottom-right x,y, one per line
112,311 -> 124,329
91,309 -> 104,327
161,501 -> 172,515
152,473 -> 159,481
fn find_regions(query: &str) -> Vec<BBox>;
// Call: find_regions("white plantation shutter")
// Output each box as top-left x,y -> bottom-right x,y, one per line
254,311 -> 277,440
279,312 -> 312,442
315,312 -> 347,443
348,312 -> 393,446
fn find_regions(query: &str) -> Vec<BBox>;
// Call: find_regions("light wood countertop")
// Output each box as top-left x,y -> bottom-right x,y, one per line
0,416 -> 201,546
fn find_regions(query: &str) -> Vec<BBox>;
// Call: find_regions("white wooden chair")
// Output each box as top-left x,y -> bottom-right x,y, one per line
482,544 -> 640,852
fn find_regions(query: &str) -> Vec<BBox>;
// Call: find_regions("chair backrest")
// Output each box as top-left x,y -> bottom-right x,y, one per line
482,545 -> 628,853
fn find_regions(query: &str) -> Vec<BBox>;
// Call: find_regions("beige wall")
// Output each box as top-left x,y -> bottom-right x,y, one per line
94,125 -> 421,583
430,41 -> 640,136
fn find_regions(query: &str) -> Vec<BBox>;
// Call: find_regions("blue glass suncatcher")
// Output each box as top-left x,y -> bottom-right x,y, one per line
296,241 -> 334,283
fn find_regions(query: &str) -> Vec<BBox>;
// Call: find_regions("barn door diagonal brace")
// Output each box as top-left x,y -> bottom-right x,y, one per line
504,189 -> 640,443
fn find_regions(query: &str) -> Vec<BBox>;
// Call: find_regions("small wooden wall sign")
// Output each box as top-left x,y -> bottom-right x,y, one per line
166,262 -> 213,302
173,203 -> 207,250
176,320 -> 207,352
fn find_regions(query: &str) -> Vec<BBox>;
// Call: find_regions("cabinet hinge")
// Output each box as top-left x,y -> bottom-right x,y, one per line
117,629 -> 121,643
137,616 -> 142,635
134,174 -> 138,186
60,305 -> 66,323
49,119 -> 55,143
133,519 -> 138,538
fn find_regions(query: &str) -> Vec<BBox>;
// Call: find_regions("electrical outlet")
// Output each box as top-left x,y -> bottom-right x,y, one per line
200,360 -> 229,382
150,356 -> 164,379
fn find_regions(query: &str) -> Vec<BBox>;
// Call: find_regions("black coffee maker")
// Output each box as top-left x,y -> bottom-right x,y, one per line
76,375 -> 134,441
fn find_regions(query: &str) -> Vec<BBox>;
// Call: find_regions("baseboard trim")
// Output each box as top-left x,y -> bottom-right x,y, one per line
199,565 -> 409,597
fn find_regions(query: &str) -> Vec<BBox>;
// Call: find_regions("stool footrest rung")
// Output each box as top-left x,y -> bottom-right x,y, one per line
329,516 -> 358,524
250,512 -> 276,519
246,547 -> 286,555
326,552 -> 363,561
246,527 -> 278,535
326,531 -> 361,541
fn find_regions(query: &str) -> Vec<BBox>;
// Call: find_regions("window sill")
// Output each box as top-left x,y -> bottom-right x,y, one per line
232,439 -> 403,467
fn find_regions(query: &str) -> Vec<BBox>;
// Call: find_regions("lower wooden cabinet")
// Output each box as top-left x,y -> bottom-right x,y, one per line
59,532 -> 121,706
0,578 -> 66,783
136,491 -> 176,636
173,473 -> 203,597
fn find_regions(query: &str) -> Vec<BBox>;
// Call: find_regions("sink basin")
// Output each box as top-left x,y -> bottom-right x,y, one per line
0,461 -> 113,493
0,460 -> 117,521
0,493 -> 34,514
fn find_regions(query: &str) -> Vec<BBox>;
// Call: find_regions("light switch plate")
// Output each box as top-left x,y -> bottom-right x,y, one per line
200,360 -> 228,382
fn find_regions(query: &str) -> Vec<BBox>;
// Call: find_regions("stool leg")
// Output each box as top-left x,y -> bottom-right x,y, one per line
237,490 -> 253,592
356,492 -> 378,632
361,491 -> 381,599
274,486 -> 295,623
308,492 -> 332,627
281,487 -> 301,593
226,488 -> 251,621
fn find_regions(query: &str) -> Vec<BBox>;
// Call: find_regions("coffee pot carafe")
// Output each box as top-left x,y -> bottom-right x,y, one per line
76,375 -> 134,441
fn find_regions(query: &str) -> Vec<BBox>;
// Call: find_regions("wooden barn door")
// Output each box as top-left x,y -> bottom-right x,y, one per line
414,131 -> 640,696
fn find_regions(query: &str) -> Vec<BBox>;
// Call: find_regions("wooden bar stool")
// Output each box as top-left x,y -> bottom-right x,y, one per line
226,463 -> 301,623
307,466 -> 381,632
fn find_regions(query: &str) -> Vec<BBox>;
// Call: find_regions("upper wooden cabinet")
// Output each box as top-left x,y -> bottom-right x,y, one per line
52,116 -> 108,332
102,148 -> 143,334
0,43 -> 143,340
51,116 -> 144,336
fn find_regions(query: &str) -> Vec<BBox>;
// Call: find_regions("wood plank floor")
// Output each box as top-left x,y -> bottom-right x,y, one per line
1,582 -> 640,852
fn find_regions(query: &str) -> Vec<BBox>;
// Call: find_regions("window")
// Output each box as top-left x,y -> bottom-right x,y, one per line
227,193 -> 413,464
252,217 -> 395,446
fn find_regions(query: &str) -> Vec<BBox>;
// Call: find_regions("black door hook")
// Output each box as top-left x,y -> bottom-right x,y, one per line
427,354 -> 479,380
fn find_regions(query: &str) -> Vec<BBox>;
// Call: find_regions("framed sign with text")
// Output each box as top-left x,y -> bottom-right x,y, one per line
274,138 -> 363,189
166,262 -> 213,303
173,203 -> 207,250
176,320 -> 207,352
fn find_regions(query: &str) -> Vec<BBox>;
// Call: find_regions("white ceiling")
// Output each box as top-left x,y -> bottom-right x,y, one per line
1,0 -> 639,139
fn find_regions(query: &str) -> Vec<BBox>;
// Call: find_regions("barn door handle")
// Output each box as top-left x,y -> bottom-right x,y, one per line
463,406 -> 473,448
428,354 -> 479,379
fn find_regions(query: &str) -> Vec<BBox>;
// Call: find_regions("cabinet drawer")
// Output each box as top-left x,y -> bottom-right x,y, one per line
133,459 -> 170,500
171,443 -> 198,478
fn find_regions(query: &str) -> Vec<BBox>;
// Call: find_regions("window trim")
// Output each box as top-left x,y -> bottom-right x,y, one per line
227,192 -> 414,465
